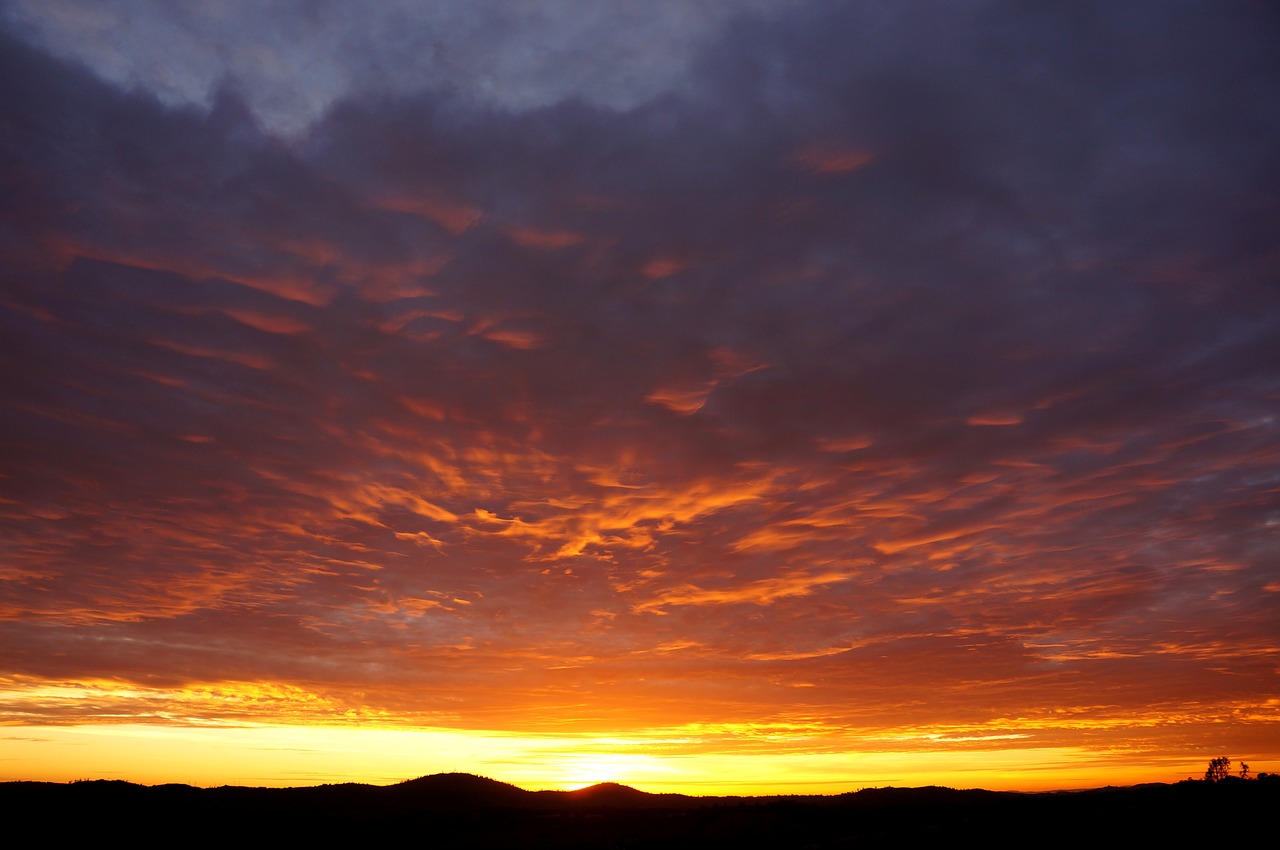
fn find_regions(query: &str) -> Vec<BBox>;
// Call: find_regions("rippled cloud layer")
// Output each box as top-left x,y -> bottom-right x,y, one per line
1,0 -> 1277,785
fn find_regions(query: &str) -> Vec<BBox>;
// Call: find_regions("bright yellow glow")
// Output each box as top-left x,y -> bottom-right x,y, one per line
0,721 -> 1246,793
543,751 -> 676,790
3,678 -> 1274,791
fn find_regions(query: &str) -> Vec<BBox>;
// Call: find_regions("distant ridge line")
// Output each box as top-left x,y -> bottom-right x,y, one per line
2,772 -> 1275,846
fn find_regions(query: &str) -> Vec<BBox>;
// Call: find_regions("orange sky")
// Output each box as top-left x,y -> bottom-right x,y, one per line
1,1 -> 1278,792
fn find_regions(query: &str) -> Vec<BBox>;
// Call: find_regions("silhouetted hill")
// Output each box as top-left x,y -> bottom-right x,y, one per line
568,780 -> 643,800
560,780 -> 695,809
392,772 -> 532,808
3,774 -> 1275,848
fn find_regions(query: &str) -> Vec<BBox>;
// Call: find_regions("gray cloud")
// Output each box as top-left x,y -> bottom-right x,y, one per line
2,0 -> 800,134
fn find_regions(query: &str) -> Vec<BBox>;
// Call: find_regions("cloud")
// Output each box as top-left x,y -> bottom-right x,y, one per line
633,568 -> 856,612
1,0 -> 803,134
0,0 -> 1277,770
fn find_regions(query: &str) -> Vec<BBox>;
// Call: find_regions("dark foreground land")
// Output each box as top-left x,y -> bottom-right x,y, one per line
5,772 -> 1275,847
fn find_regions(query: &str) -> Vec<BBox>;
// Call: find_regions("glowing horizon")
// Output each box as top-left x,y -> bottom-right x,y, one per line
0,718 -> 1253,794
3,676 -> 1274,791
1,1 -> 1277,793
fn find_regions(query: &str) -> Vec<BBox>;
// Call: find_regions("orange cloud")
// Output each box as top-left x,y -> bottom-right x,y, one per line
374,193 -> 486,235
506,227 -> 585,249
216,308 -> 313,335
634,569 -> 854,612
793,142 -> 875,174
967,412 -> 1025,426
641,257 -> 687,278
646,381 -> 714,414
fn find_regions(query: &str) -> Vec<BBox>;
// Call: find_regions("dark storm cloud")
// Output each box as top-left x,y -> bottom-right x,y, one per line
1,0 -> 1277,744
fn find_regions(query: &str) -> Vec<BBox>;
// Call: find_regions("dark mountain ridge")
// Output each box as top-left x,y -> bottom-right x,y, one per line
4,773 -> 1274,847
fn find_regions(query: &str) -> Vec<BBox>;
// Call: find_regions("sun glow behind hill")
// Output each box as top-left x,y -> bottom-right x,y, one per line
0,714 -> 1233,794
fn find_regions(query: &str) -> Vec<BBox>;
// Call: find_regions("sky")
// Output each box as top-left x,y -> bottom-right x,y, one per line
1,0 -> 1278,793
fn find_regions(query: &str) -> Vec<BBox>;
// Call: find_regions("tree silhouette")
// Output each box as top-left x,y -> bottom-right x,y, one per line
1205,757 -> 1231,782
